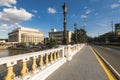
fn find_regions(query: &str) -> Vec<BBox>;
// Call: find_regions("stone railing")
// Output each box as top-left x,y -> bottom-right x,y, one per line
0,44 -> 85,80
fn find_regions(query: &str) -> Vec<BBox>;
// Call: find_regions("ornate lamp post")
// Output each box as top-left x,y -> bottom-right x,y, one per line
62,3 -> 68,45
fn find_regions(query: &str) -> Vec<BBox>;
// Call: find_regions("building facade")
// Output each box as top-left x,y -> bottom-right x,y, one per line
49,29 -> 73,44
8,27 -> 44,43
115,23 -> 120,36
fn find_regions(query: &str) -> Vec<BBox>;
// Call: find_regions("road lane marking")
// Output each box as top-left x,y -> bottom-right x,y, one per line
90,47 -> 115,80
91,47 -> 120,79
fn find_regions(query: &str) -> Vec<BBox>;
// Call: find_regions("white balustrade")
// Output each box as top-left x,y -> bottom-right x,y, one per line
0,44 -> 85,80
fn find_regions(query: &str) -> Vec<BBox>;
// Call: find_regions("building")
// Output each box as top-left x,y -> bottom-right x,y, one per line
44,37 -> 49,44
49,29 -> 73,44
0,39 -> 8,43
8,27 -> 44,43
0,40 -> 6,43
115,23 -> 120,36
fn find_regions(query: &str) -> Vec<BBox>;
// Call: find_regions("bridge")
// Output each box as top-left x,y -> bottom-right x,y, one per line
0,44 -> 118,80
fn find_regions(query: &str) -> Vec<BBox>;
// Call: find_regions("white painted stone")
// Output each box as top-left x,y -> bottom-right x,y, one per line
29,58 -> 66,80
0,44 -> 85,80
6,61 -> 17,67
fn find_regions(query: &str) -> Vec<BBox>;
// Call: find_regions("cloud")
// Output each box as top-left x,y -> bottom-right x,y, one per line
0,24 -> 9,30
48,7 -> 57,14
86,10 -> 91,14
0,7 -> 33,23
0,0 -> 16,7
32,9 -> 38,13
97,20 -> 111,34
71,14 -> 76,18
0,24 -> 11,32
119,0 -> 120,3
0,23 -> 19,30
38,16 -> 40,18
81,9 -> 92,19
111,3 -> 120,9
95,12 -> 98,16
84,7 -> 88,9
81,14 -> 87,19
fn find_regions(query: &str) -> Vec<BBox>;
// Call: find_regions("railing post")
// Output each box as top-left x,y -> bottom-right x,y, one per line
57,51 -> 60,59
45,53 -> 49,65
50,52 -> 53,63
77,44 -> 79,51
53,51 -> 56,61
32,56 -> 38,73
62,47 -> 65,58
67,45 -> 72,61
39,55 -> 44,69
4,61 -> 17,80
21,58 -> 29,78
75,45 -> 77,53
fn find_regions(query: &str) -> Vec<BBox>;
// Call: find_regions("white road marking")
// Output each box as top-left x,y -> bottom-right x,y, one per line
93,48 -> 120,78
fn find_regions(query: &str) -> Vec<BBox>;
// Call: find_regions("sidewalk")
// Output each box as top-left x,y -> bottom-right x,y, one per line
46,45 -> 109,80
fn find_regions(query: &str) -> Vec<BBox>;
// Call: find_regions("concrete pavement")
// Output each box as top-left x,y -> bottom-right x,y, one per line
46,45 -> 109,80
91,44 -> 120,79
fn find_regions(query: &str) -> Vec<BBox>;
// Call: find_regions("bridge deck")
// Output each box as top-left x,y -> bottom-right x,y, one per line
46,46 -> 109,80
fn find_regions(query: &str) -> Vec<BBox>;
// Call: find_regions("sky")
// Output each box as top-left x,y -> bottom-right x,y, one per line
0,0 -> 120,39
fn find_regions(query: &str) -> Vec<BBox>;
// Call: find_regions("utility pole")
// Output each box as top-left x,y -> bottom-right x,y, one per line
111,20 -> 114,33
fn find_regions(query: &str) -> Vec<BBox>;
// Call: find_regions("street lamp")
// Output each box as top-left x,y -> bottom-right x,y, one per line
62,3 -> 68,45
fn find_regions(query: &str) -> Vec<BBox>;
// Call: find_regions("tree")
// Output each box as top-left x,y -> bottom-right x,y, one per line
72,28 -> 88,43
47,38 -> 57,48
93,31 -> 120,43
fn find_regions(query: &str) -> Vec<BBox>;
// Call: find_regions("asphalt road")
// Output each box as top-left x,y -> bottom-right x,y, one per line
46,45 -> 108,80
91,44 -> 120,78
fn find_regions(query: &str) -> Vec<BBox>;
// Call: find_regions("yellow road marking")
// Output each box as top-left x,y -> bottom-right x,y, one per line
90,47 -> 115,80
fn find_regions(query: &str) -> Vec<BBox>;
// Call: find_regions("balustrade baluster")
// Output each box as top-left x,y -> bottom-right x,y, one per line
57,51 -> 60,59
50,52 -> 53,63
39,55 -> 44,69
54,52 -> 56,61
45,53 -> 49,65
5,65 -> 15,80
32,56 -> 37,73
21,59 -> 29,78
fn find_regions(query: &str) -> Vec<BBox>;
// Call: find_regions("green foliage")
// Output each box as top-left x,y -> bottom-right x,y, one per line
93,31 -> 120,43
20,42 -> 26,46
48,38 -> 57,48
29,42 -> 35,46
72,28 -> 88,44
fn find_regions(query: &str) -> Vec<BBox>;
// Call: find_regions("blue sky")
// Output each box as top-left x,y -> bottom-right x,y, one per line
0,0 -> 120,39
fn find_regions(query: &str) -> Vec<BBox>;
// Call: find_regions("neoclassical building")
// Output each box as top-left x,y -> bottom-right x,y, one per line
49,29 -> 73,44
8,27 -> 44,43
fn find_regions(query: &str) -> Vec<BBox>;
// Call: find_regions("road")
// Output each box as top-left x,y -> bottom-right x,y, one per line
46,45 -> 109,80
91,44 -> 120,79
